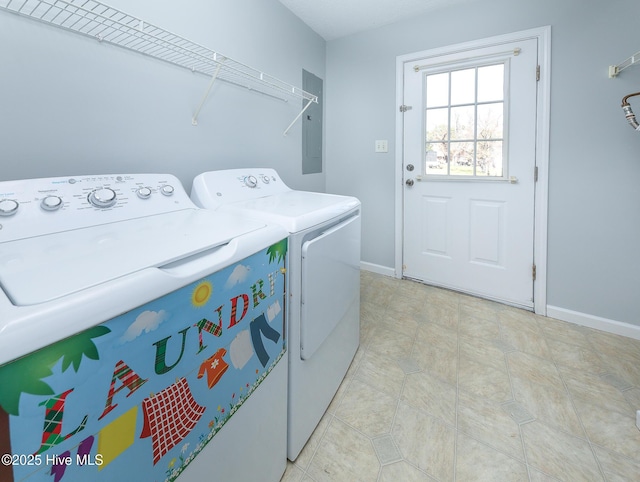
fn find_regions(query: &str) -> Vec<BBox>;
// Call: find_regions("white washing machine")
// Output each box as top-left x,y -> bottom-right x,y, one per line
0,174 -> 289,482
191,168 -> 361,461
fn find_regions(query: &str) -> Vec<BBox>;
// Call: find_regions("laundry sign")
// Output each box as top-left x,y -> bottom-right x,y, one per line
0,240 -> 287,482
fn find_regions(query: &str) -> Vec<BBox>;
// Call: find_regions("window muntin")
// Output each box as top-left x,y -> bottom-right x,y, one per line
425,63 -> 506,178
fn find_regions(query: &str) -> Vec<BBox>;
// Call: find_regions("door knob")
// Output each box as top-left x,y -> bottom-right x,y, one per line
406,179 -> 414,187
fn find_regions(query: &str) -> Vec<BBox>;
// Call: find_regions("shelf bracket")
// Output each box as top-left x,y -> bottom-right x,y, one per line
609,49 -> 640,78
283,97 -> 315,136
192,60 -> 224,126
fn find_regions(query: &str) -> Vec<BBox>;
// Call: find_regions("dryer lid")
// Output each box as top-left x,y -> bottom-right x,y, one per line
0,209 -> 265,306
191,168 -> 360,233
221,191 -> 360,233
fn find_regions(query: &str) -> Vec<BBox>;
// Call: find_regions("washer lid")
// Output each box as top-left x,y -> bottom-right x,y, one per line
0,209 -> 266,306
220,191 -> 360,233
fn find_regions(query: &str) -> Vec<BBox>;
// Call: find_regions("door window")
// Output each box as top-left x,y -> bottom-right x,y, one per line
424,63 -> 506,178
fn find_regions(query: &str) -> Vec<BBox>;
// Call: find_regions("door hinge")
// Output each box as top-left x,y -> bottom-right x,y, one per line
536,65 -> 540,81
534,166 -> 538,182
532,264 -> 537,281
399,105 -> 412,112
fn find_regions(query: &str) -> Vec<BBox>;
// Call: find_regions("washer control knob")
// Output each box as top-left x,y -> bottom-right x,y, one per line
136,187 -> 152,199
160,185 -> 175,196
41,195 -> 63,211
88,187 -> 117,208
0,199 -> 19,217
261,175 -> 270,184
244,176 -> 258,188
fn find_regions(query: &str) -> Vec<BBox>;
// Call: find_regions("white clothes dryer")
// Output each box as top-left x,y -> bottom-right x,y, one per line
191,168 -> 361,461
0,174 -> 289,482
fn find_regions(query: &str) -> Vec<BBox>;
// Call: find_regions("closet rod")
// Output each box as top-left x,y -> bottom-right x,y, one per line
413,47 -> 521,72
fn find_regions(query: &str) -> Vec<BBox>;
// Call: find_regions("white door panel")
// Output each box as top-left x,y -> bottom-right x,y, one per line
403,38 -> 538,308
469,199 -> 504,266
421,195 -> 450,256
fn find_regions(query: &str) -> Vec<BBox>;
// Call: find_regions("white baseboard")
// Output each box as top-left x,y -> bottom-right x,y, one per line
546,305 -> 640,341
360,262 -> 396,278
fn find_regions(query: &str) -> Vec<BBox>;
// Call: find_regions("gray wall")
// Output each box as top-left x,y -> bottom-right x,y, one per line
325,0 -> 640,326
0,0 -> 326,192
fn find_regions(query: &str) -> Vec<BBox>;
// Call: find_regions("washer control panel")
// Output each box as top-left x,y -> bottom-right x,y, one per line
0,174 -> 191,243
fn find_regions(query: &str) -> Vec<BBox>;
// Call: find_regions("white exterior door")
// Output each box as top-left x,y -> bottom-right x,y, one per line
402,38 -> 539,309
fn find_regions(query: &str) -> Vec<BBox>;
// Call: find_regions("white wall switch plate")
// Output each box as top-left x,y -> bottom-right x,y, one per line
375,140 -> 388,153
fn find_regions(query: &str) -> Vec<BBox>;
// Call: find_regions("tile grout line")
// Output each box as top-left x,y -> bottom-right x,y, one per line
502,345 -> 535,481
550,349 -> 609,481
378,289 -> 417,479
367,283 -> 402,481
300,412 -> 335,480
537,319 -> 612,479
453,295 -> 461,482
496,308 -> 542,481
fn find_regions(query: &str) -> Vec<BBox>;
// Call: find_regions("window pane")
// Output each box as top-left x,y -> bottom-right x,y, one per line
426,72 -> 449,108
450,68 -> 475,105
450,105 -> 475,140
422,61 -> 507,180
477,140 -> 503,176
425,144 -> 448,175
449,142 -> 475,175
426,108 -> 449,141
477,64 -> 504,102
477,103 -> 503,139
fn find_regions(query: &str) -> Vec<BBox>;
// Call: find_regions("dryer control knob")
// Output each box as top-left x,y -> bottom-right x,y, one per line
88,187 -> 117,208
0,199 -> 19,217
244,176 -> 258,188
136,187 -> 152,199
261,175 -> 270,184
160,185 -> 175,196
41,195 -> 63,211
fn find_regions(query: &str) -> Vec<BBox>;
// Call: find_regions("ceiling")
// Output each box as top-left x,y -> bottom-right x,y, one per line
278,0 -> 478,41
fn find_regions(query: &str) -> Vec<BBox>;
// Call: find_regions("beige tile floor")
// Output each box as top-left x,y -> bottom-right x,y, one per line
281,271 -> 640,481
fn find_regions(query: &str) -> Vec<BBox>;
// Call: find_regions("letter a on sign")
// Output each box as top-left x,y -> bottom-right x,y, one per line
99,360 -> 148,420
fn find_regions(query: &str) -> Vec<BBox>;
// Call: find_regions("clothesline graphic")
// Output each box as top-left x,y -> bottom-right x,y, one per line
16,347 -> 287,482
17,305 -> 283,479
140,306 -> 283,467
140,378 -> 206,465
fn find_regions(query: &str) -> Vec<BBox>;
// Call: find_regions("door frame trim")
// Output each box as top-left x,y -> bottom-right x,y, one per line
394,26 -> 551,315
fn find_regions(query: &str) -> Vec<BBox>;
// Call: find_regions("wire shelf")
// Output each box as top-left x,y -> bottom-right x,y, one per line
0,0 -> 318,111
